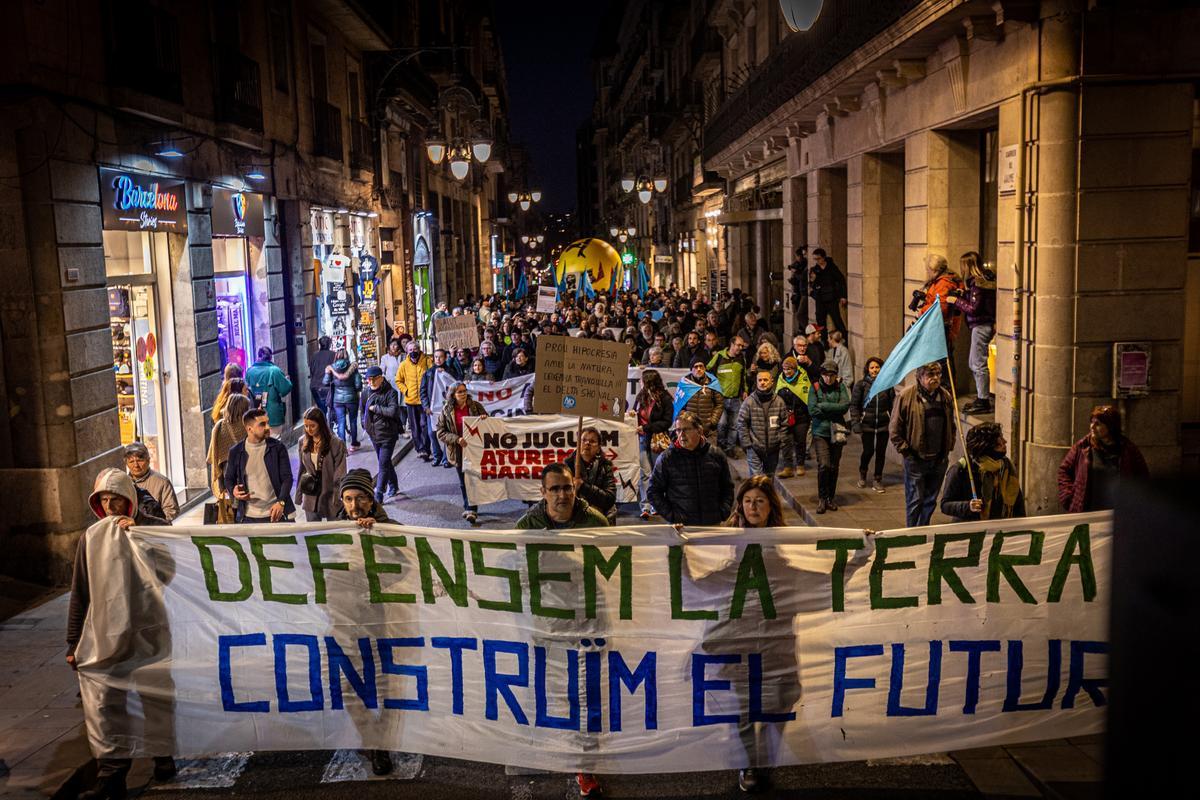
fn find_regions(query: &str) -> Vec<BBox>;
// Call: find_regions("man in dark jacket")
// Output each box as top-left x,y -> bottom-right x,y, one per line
849,357 -> 895,493
672,330 -> 709,370
67,468 -> 174,799
516,462 -> 610,530
307,336 -> 337,414
648,411 -> 735,525
420,349 -> 455,467
224,408 -> 295,523
941,422 -> 1026,522
889,363 -> 957,527
361,366 -> 402,502
808,248 -> 847,336
562,427 -> 618,524
787,247 -> 808,330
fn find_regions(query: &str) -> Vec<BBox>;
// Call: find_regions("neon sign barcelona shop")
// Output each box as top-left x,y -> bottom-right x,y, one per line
100,168 -> 188,490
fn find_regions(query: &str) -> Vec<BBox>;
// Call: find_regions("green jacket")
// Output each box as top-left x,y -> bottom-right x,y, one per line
807,379 -> 850,440
515,497 -> 610,529
707,349 -> 748,399
246,359 -> 293,427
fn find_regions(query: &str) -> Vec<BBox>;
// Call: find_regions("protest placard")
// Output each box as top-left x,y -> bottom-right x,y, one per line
460,413 -> 639,503
430,371 -> 534,417
76,512 -> 1110,772
535,285 -> 557,314
434,315 -> 480,351
532,335 -> 630,419
626,366 -> 688,411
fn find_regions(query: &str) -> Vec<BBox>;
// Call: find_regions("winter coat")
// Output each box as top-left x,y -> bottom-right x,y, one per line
224,437 -> 296,521
672,344 -> 710,370
361,378 -> 402,444
736,391 -> 789,453
955,271 -> 997,329
67,469 -> 169,657
829,344 -> 853,384
941,456 -> 1027,522
323,359 -> 362,407
502,359 -> 534,380
708,349 -> 750,398
807,380 -> 851,440
919,271 -> 966,340
775,371 -> 812,421
647,440 -> 735,526
436,398 -> 487,467
130,468 -> 179,521
395,354 -> 432,405
308,348 -> 337,392
420,364 -> 455,410
245,359 -> 293,427
482,352 -> 506,379
682,376 -> 724,434
516,497 -> 610,529
889,383 -> 956,461
810,260 -> 847,303
849,371 -> 895,433
563,449 -> 617,521
1056,435 -> 1149,513
293,436 -> 348,520
634,391 -> 673,436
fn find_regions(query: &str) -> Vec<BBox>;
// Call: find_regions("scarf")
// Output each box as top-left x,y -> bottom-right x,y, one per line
754,387 -> 774,404
207,416 -> 247,493
975,455 -> 1021,519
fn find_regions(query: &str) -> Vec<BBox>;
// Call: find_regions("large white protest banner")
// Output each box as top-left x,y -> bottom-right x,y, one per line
75,513 -> 1109,773
626,366 -> 688,412
430,370 -> 534,417
461,413 -> 640,504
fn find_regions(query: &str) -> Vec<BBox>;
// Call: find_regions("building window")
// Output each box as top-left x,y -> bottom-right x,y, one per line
269,1 -> 291,93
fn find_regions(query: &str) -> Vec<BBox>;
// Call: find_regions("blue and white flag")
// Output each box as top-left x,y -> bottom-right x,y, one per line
866,301 -> 948,402
672,373 -> 720,419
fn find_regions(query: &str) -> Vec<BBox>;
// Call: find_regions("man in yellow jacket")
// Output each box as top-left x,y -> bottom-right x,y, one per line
395,340 -> 433,460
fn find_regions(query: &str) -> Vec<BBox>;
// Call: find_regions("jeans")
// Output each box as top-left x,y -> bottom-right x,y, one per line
406,404 -> 430,455
455,463 -> 476,511
717,397 -> 742,451
859,429 -> 889,479
969,324 -> 995,400
812,436 -> 845,500
333,403 -> 360,446
429,414 -> 445,464
903,456 -> 948,527
310,387 -> 328,416
746,447 -> 780,477
375,439 -> 399,498
638,434 -> 661,511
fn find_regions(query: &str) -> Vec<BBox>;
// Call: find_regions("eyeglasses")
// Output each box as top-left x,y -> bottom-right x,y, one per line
545,484 -> 574,494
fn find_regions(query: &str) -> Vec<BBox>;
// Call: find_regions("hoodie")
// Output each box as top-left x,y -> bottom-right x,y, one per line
68,468 -> 168,655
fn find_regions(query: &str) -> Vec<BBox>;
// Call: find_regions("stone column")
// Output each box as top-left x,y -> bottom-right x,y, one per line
177,201 -> 216,491
846,153 -> 904,365
782,174 -> 806,344
806,167 -> 847,330
754,219 -> 767,315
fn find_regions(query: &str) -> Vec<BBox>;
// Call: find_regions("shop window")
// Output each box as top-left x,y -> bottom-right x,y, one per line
103,230 -> 158,276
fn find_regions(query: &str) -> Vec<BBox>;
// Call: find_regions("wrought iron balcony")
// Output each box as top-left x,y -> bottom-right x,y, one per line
312,99 -> 343,161
214,47 -> 263,131
703,0 -> 922,161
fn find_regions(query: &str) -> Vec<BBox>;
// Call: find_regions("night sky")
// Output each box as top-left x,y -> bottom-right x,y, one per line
493,0 -> 614,213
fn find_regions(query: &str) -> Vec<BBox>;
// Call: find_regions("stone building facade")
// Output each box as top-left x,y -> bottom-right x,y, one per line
0,0 -> 511,582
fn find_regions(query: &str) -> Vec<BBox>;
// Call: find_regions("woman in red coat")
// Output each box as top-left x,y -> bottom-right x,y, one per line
1057,405 -> 1149,512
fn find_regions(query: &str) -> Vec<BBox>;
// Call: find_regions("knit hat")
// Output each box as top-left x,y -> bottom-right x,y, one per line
340,468 -> 375,498
782,356 -> 799,371
820,359 -> 839,374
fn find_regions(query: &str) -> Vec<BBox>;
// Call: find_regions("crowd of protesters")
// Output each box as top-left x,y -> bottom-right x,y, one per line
69,249 -> 1152,800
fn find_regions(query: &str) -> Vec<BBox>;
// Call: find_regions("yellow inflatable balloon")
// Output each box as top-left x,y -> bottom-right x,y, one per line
556,237 -> 620,291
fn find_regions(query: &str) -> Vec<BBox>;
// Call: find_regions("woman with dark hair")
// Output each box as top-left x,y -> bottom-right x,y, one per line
951,251 -> 997,414
323,349 -> 363,453
724,474 -> 786,528
940,422 -> 1025,521
1057,405 -> 1149,512
436,382 -> 488,525
470,357 -> 495,382
634,369 -> 673,519
849,356 -> 894,493
294,406 -> 346,521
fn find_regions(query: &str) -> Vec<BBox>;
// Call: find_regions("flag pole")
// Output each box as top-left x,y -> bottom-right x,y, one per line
941,339 -> 978,501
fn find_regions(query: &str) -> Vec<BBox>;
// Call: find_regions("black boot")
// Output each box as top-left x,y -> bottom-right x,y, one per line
369,749 -> 393,775
153,757 -> 177,781
79,775 -> 127,800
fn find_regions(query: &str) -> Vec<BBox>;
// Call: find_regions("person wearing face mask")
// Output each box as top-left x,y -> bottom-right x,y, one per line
808,360 -> 851,514
849,356 -> 894,493
1057,404 -> 1148,513
395,341 -> 433,461
941,422 -> 1026,522
736,370 -> 789,477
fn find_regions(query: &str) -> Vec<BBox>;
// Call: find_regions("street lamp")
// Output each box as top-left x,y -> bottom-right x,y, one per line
425,133 -> 446,165
636,177 -> 654,204
620,174 -> 636,193
608,225 -> 620,238
653,174 -> 668,193
530,190 -> 542,203
618,232 -> 628,243
521,235 -> 530,244
536,234 -> 544,243
448,141 -> 471,180
626,225 -> 637,237
507,191 -> 519,204
471,121 -> 493,163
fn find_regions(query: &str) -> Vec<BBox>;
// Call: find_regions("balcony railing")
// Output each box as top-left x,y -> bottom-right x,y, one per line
214,47 -> 263,131
703,0 -> 923,161
312,99 -> 343,161
349,119 -> 373,171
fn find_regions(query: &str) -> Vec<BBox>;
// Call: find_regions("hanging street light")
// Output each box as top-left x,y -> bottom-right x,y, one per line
636,176 -> 654,204
530,189 -> 542,203
620,174 -> 636,193
608,225 -> 620,238
426,132 -> 447,165
507,191 -> 519,204
448,140 -> 471,180
653,174 -> 668,193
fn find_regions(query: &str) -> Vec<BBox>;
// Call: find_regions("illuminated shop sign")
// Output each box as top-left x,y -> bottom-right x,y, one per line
212,188 -> 264,238
100,168 -> 188,233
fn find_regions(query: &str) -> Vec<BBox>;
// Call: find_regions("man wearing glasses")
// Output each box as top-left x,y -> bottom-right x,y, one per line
647,411 -> 734,525
515,462 -> 610,530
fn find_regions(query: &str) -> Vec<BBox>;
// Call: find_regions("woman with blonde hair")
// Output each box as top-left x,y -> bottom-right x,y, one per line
752,341 -> 782,381
211,364 -> 252,423
206,391 -> 251,503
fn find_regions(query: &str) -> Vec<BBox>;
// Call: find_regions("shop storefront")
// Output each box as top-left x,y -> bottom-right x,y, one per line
411,211 -> 436,349
211,187 -> 266,371
310,207 -> 382,363
100,167 -> 187,484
